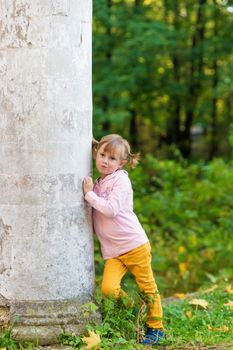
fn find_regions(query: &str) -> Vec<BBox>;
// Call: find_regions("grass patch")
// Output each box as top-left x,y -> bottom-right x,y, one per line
59,282 -> 233,349
1,283 -> 232,349
163,285 -> 233,348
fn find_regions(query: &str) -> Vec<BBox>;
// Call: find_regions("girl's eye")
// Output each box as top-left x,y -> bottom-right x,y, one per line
100,153 -> 105,157
110,157 -> 116,160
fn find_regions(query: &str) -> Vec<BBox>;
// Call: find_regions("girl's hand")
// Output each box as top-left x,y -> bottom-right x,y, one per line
83,176 -> 94,195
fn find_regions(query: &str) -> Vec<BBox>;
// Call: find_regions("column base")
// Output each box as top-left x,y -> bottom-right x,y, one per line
1,298 -> 101,346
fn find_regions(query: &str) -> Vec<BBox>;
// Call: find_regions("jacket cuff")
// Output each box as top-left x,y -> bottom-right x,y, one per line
85,191 -> 97,204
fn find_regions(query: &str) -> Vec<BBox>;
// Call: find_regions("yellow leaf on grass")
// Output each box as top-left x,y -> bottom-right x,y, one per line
174,293 -> 186,299
82,330 -> 101,350
0,348 -> 6,350
226,285 -> 233,294
224,301 -> 233,310
186,310 -> 193,319
208,325 -> 229,332
203,284 -> 218,293
189,298 -> 208,309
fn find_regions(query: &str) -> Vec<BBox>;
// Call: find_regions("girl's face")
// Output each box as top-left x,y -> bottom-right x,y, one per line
96,144 -> 124,178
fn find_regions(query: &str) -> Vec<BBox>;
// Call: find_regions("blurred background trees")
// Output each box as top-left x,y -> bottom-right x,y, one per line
92,0 -> 233,295
93,0 -> 233,160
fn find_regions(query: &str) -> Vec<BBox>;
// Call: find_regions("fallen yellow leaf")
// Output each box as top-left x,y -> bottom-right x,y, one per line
226,285 -> 233,294
208,325 -> 229,332
186,310 -> 193,319
0,348 -> 6,350
189,298 -> 208,309
174,293 -> 186,299
203,284 -> 218,293
224,301 -> 233,310
82,330 -> 101,350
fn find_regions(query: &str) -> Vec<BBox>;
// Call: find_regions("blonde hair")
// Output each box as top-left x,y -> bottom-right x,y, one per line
92,134 -> 140,168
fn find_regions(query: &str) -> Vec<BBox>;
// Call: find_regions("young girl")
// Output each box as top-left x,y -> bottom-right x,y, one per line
83,134 -> 164,345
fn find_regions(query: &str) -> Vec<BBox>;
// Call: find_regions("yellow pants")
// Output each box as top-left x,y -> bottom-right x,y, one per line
101,242 -> 163,329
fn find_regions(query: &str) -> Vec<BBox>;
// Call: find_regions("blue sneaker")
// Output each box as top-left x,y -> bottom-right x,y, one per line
140,328 -> 165,346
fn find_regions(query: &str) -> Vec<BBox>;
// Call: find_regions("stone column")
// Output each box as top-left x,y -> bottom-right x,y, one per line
0,0 -> 97,345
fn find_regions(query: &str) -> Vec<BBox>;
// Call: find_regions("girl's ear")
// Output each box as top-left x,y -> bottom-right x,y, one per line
93,149 -> 97,160
120,159 -> 127,167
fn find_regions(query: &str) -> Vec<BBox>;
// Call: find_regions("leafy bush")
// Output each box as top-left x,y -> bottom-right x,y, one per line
129,156 -> 233,295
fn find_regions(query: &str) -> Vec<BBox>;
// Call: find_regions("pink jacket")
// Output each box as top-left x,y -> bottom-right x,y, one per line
85,169 -> 148,259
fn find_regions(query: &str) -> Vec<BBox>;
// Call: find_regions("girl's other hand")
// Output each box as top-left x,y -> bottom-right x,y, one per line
83,176 -> 94,195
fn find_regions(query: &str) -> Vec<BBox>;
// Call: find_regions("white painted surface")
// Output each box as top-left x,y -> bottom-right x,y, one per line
0,0 -> 94,301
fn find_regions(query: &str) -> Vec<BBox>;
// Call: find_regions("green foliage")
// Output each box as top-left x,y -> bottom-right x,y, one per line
130,156 -> 233,294
93,0 -> 233,159
89,297 -> 140,349
1,287 -> 232,349
59,295 -> 144,349
0,330 -> 40,350
59,332 -> 83,348
229,123 -> 233,153
54,284 -> 233,348
0,330 -> 18,350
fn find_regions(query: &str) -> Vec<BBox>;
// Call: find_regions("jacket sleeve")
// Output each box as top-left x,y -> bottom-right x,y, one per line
84,176 -> 130,217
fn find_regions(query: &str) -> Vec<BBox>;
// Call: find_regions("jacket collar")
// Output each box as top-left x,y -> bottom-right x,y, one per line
96,169 -> 128,184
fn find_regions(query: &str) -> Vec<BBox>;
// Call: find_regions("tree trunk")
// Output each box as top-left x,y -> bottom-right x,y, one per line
0,0 -> 98,344
209,59 -> 218,159
209,2 -> 219,159
181,0 -> 206,158
127,0 -> 142,148
166,0 -> 181,146
129,109 -> 138,149
101,0 -> 112,133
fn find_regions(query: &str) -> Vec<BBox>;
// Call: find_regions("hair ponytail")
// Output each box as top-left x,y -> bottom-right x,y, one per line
92,138 -> 99,158
128,152 -> 140,168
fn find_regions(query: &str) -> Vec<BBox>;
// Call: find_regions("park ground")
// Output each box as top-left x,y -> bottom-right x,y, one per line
24,282 -> 233,350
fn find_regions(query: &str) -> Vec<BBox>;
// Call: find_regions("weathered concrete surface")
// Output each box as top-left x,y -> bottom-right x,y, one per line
0,0 -> 96,344
10,299 -> 100,345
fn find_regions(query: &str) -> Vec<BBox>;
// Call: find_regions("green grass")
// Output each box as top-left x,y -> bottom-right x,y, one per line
1,283 -> 232,349
163,286 -> 233,348
59,282 -> 233,349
